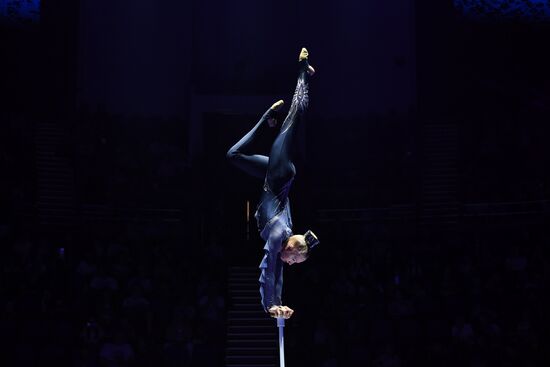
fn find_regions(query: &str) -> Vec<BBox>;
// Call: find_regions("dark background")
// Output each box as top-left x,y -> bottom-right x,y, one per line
1,0 -> 550,366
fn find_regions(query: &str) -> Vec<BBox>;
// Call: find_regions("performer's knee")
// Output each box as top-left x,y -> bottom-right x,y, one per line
226,148 -> 240,162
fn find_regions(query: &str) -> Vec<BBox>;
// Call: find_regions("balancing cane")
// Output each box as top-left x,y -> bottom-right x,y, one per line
277,317 -> 285,367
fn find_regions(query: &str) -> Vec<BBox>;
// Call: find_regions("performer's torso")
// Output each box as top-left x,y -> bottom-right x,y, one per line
255,177 -> 294,236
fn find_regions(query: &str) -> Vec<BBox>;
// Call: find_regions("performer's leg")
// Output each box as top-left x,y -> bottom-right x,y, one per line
267,49 -> 312,190
226,102 -> 283,179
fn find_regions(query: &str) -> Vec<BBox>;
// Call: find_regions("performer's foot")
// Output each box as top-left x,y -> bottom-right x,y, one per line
299,47 -> 309,62
270,99 -> 284,111
298,47 -> 315,76
268,100 -> 284,127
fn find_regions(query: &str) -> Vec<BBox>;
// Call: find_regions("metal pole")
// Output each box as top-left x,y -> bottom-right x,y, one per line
277,317 -> 285,367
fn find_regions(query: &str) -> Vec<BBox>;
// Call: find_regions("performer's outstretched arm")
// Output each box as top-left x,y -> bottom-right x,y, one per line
259,228 -> 286,312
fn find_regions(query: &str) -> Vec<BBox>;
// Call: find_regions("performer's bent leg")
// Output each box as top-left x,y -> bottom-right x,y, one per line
267,55 -> 311,190
226,108 -> 276,179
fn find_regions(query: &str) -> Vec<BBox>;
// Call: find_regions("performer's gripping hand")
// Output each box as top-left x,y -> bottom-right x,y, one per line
268,305 -> 294,319
280,306 -> 294,319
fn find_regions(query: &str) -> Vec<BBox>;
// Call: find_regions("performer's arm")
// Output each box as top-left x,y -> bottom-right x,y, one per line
259,226 -> 295,319
274,256 -> 284,306
259,251 -> 284,312
259,228 -> 285,312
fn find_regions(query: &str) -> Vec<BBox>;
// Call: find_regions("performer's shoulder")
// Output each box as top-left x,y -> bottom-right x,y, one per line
269,225 -> 293,250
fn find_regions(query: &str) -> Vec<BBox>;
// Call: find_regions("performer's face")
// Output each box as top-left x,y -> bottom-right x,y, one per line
280,241 -> 306,265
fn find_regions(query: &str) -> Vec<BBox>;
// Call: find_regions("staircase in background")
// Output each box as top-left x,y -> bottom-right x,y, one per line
226,266 -> 278,367
34,122 -> 75,227
421,123 -> 459,229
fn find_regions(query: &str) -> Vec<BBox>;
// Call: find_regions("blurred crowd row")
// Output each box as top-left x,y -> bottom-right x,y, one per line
0,223 -> 226,367
284,225 -> 549,367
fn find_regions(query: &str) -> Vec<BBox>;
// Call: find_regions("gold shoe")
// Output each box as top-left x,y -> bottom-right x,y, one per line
270,99 -> 284,111
299,47 -> 309,62
299,48 -> 315,75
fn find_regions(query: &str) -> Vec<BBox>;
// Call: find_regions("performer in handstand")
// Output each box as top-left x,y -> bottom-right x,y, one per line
227,47 -> 320,320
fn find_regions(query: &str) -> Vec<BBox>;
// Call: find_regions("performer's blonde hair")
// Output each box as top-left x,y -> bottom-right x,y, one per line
289,235 -> 309,259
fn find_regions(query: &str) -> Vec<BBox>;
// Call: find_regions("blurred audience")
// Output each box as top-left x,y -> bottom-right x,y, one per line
0,222 -> 226,367
284,225 -> 548,367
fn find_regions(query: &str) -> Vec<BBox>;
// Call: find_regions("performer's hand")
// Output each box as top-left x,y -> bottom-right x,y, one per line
280,306 -> 294,319
268,306 -> 280,318
268,305 -> 294,319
